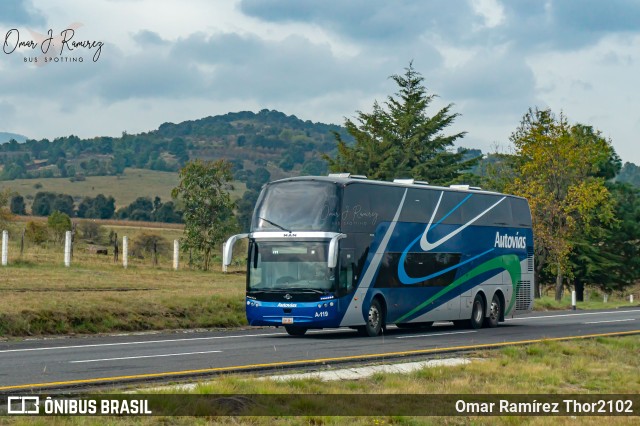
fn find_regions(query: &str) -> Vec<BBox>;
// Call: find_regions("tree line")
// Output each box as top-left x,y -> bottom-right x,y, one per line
9,192 -> 183,223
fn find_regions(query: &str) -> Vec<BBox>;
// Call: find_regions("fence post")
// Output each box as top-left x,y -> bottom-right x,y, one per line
173,239 -> 179,270
123,236 -> 128,269
1,230 -> 8,266
222,241 -> 227,273
64,230 -> 72,267
571,290 -> 576,310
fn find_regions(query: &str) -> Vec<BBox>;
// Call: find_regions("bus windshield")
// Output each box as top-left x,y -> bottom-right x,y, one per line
252,181 -> 339,232
248,241 -> 334,292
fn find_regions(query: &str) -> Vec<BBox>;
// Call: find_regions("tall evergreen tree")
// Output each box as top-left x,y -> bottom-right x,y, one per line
324,63 -> 473,184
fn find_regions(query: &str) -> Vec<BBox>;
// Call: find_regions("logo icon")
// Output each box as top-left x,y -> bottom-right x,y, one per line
284,294 -> 292,300
7,396 -> 40,414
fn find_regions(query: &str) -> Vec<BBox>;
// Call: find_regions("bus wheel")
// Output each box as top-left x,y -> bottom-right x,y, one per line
469,294 -> 485,329
485,293 -> 501,328
360,299 -> 384,337
285,326 -> 308,336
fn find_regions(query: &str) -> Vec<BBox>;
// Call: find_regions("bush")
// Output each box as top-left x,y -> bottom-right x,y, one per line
25,221 -> 48,244
78,221 -> 105,242
131,232 -> 169,264
47,211 -> 72,243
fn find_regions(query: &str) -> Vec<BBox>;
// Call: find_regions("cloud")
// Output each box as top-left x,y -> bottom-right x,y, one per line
132,30 -> 169,47
0,0 -> 45,26
239,0 -> 478,44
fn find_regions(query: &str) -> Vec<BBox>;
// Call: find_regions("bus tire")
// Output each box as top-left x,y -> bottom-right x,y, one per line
360,299 -> 384,337
469,294 -> 485,329
485,293 -> 501,328
285,326 -> 308,336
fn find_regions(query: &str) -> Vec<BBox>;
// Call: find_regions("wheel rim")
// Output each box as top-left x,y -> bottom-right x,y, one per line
490,300 -> 499,321
368,305 -> 380,329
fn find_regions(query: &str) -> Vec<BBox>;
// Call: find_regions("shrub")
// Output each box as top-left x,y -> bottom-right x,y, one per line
47,211 -> 72,243
78,221 -> 104,243
131,232 -> 169,264
25,221 -> 48,244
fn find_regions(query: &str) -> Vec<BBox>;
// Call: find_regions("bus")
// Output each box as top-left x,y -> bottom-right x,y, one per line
223,174 -> 534,336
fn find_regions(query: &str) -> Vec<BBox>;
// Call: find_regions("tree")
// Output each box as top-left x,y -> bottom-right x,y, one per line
236,189 -> 260,232
569,182 -> 640,299
10,194 -> 26,215
324,62 -> 472,185
0,189 -> 12,227
32,192 -> 56,216
47,210 -> 72,243
172,159 -> 236,270
505,108 -> 617,300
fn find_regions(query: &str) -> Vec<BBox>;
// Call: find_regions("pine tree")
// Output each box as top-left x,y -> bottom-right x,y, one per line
325,63 -> 474,185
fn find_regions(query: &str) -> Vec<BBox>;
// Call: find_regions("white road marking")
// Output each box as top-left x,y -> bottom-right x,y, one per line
584,319 -> 636,324
506,309 -> 640,322
70,350 -> 222,363
0,332 -> 286,354
395,330 -> 476,339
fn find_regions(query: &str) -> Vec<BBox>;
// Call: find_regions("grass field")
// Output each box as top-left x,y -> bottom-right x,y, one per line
0,219 -> 248,337
0,168 -> 247,208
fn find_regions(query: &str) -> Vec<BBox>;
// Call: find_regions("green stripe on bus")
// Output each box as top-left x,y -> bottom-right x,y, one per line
393,254 -> 521,323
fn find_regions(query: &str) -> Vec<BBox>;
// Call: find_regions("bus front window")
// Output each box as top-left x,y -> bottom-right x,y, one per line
248,241 -> 335,292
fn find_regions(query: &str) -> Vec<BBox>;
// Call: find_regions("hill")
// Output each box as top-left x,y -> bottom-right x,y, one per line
0,132 -> 27,144
0,109 -> 350,184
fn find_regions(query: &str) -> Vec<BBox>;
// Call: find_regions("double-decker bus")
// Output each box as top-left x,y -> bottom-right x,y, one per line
223,174 -> 534,336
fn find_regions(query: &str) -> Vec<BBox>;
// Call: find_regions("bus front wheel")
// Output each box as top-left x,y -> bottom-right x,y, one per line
359,299 -> 384,337
285,326 -> 308,336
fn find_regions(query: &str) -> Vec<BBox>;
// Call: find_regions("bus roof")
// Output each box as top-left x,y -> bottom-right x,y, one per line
268,175 -> 527,201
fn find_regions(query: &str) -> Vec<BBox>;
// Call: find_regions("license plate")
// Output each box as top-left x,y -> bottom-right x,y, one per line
282,317 -> 293,324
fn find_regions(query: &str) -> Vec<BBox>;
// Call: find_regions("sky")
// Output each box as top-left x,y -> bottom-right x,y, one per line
0,0 -> 639,164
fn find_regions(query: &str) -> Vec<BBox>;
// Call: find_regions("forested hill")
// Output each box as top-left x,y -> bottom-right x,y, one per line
1,109 -> 639,186
0,109 -> 351,181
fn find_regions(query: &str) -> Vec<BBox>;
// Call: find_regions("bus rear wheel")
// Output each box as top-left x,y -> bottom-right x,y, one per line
484,293 -> 501,328
359,299 -> 384,337
285,326 -> 308,336
469,294 -> 485,329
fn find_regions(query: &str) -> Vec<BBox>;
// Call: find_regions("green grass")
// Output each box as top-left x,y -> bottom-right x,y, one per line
0,168 -> 247,208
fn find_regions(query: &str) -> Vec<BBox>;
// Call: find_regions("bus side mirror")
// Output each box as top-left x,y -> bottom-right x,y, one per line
328,233 -> 346,269
223,233 -> 248,269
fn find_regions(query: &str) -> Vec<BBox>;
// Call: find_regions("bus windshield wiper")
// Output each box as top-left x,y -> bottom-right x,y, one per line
258,216 -> 292,233
296,288 -> 325,294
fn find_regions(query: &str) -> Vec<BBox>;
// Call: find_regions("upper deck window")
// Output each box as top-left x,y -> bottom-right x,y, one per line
252,181 -> 339,232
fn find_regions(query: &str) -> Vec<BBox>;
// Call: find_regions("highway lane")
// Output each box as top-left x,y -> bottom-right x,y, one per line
1,307 -> 639,392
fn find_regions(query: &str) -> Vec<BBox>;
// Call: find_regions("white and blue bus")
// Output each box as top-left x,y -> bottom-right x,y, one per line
223,174 -> 534,336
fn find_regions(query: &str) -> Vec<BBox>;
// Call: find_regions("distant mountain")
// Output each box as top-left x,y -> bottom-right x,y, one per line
0,132 -> 27,143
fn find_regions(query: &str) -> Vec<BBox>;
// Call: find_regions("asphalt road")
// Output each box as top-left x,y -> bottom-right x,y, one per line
1,308 -> 639,393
